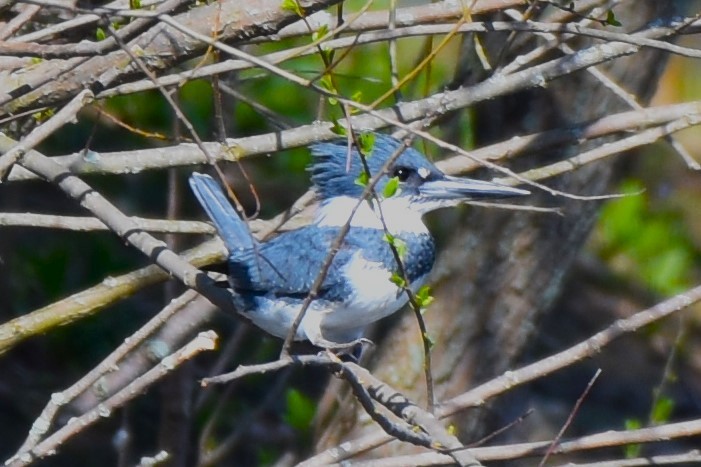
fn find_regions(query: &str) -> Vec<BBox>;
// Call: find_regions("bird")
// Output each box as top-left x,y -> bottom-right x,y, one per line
189,133 -> 529,350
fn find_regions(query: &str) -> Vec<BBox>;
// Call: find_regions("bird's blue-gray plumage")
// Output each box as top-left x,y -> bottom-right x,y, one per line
190,133 -> 528,348
189,173 -> 256,253
310,134 -> 442,200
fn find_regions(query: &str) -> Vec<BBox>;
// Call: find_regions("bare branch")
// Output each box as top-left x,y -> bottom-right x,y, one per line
13,290 -> 203,454
308,284 -> 701,463
0,238 -> 224,355
7,100 -> 699,183
0,212 -> 215,233
0,0 -> 343,115
6,331 -> 218,467
3,138 -> 233,309
0,89 -> 93,180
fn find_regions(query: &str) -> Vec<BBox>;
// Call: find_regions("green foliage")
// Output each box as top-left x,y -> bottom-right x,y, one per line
179,79 -> 214,133
650,396 -> 675,425
415,285 -> 434,310
606,9 -> 622,27
283,388 -> 315,432
32,108 -> 55,123
355,171 -> 369,187
331,119 -> 347,136
383,176 -> 399,198
95,27 -> 106,41
105,91 -> 171,135
357,131 -> 376,156
318,74 -> 337,101
350,89 -> 363,104
311,24 -> 329,42
623,418 -> 642,458
280,0 -> 305,17
623,396 -> 675,458
595,179 -> 697,296
14,243 -> 70,307
390,272 -> 406,288
236,70 -> 317,130
384,233 -> 407,259
317,46 -> 334,67
394,237 -> 408,260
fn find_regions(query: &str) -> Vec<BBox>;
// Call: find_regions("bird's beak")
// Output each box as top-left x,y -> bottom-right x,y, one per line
419,175 -> 530,201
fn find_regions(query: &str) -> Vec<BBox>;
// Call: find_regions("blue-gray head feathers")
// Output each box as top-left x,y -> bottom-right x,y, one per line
310,133 -> 529,212
309,134 -> 442,200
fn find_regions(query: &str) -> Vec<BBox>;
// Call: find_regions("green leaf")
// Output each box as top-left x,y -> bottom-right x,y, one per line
416,285 -> 434,309
281,0 -> 304,16
355,171 -> 369,187
283,388 -> 315,432
623,419 -> 642,458
331,119 -> 347,136
390,272 -> 406,288
383,177 -> 399,198
95,27 -> 106,41
130,0 -> 141,9
393,237 -> 407,259
32,108 -> 55,122
312,24 -> 329,42
384,233 -> 407,258
351,89 -> 363,103
319,74 -> 334,92
625,418 -> 641,430
606,9 -> 622,26
651,397 -> 675,424
596,178 -> 695,296
320,47 -> 334,64
357,132 -> 376,156
319,74 -> 338,105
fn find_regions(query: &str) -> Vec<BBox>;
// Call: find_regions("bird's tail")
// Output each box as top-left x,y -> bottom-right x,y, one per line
189,173 -> 257,253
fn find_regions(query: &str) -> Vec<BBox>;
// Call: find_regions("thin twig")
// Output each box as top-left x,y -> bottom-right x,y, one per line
8,99 -> 700,183
6,331 -> 218,467
305,284 -> 701,464
539,369 -> 602,467
0,89 -> 93,181
203,354 -> 480,466
9,140 -> 233,310
0,212 -> 215,233
13,290 -> 203,454
467,409 -> 534,448
500,115 -> 701,186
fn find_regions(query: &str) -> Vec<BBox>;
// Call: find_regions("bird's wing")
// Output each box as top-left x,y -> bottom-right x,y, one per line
230,226 -> 355,301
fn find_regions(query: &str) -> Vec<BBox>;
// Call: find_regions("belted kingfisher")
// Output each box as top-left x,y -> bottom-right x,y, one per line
189,134 -> 528,349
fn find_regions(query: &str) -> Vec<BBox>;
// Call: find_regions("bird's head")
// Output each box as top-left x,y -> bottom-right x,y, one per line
310,134 -> 529,220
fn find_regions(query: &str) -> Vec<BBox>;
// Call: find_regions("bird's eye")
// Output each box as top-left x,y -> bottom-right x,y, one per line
392,167 -> 413,182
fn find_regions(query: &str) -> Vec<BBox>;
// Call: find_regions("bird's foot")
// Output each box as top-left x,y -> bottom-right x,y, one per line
313,337 -> 373,363
312,336 -> 372,350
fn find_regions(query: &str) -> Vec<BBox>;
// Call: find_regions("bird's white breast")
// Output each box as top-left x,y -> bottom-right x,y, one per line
240,251 -> 427,345
315,195 -> 429,235
320,251 -> 427,330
